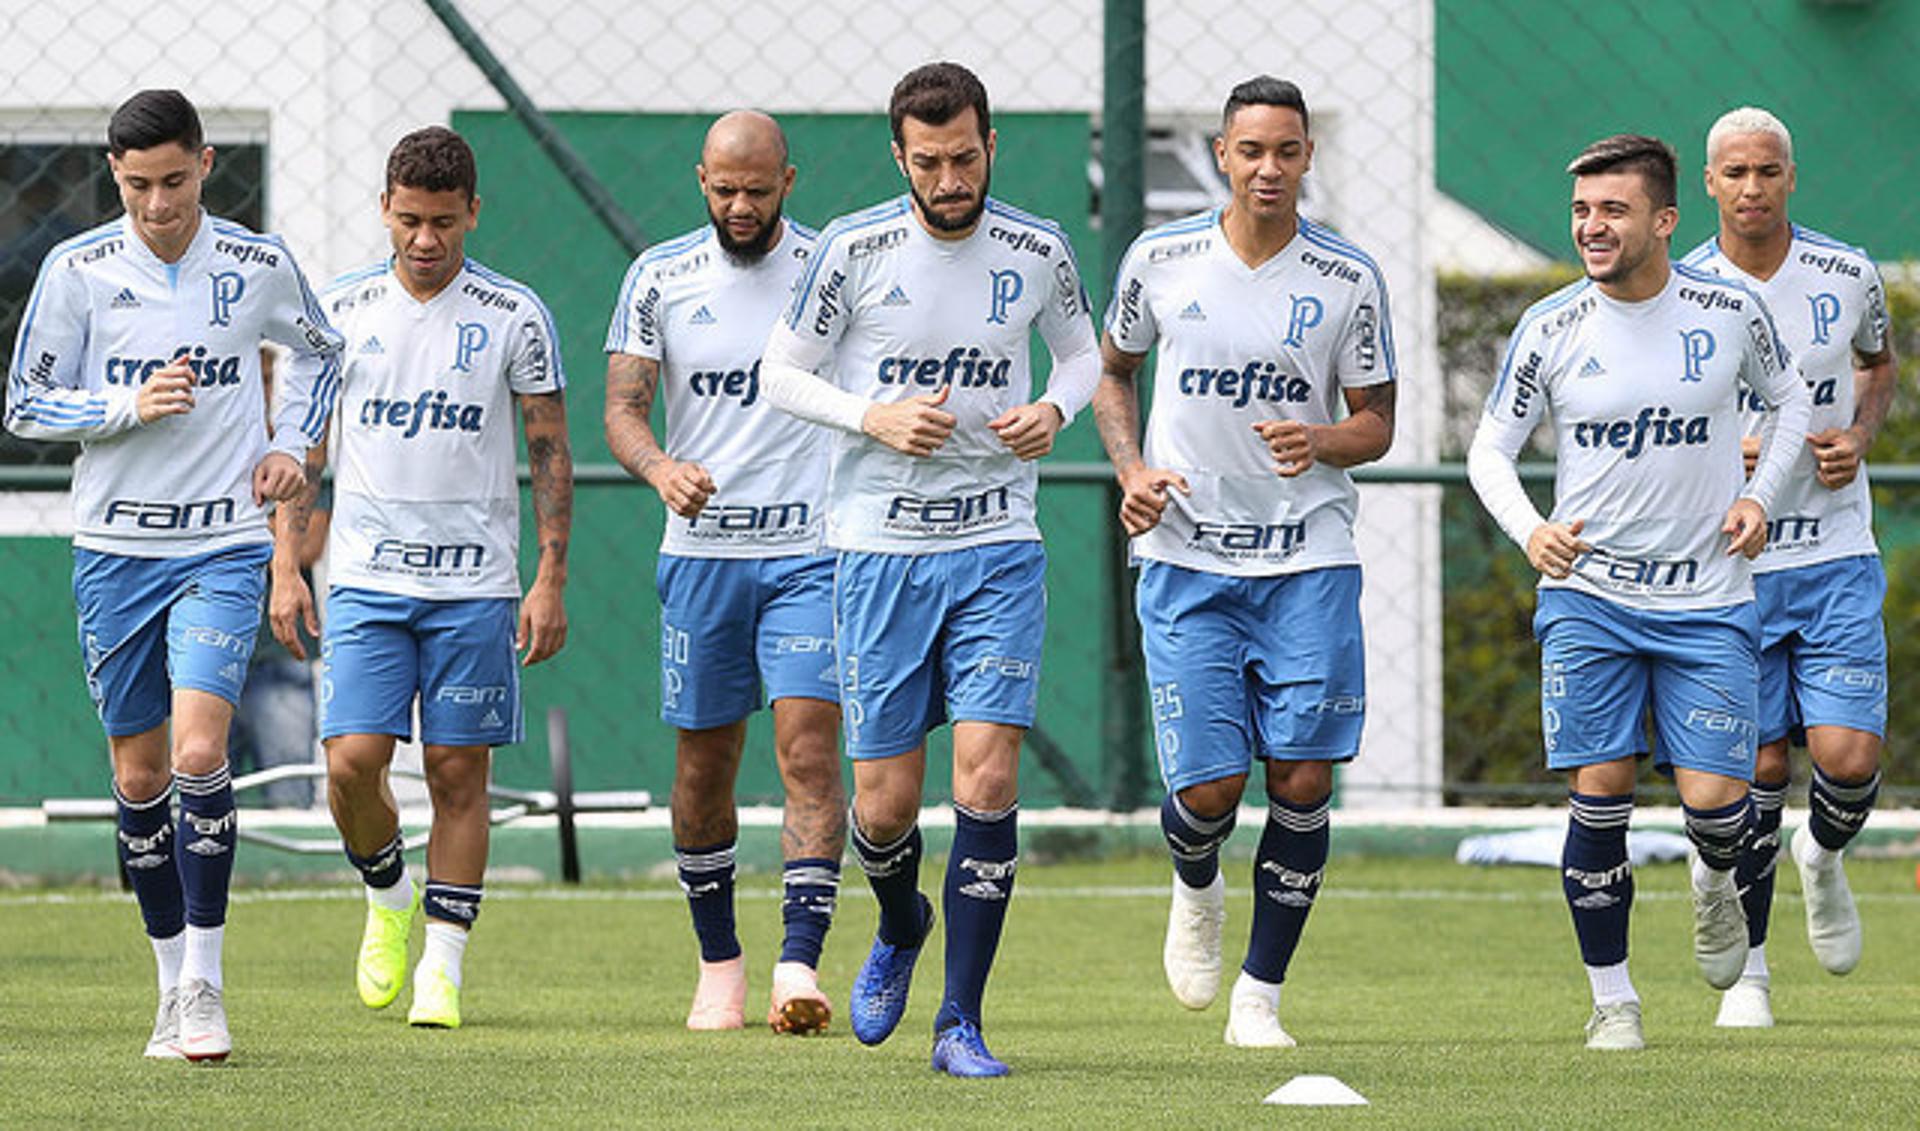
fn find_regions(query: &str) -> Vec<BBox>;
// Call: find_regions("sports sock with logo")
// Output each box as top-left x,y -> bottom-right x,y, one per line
1242,792 -> 1328,984
935,802 -> 1017,1032
674,840 -> 740,962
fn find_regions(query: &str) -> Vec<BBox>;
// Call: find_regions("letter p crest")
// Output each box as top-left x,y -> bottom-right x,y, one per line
987,269 -> 1023,324
209,271 -> 245,327
1284,294 -> 1324,347
1678,328 -> 1715,382
453,321 -> 490,373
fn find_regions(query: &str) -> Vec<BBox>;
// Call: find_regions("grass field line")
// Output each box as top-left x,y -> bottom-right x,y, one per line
6,882 -> 1913,909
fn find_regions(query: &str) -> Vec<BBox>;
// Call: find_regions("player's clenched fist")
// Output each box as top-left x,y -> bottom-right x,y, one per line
135,356 -> 196,422
1526,518 -> 1591,579
1116,463 -> 1190,536
647,457 -> 718,518
990,402 -> 1065,461
862,383 -> 956,457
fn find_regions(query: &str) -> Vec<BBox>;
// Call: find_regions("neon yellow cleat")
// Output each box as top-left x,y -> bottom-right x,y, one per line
407,962 -> 461,1029
357,886 -> 419,1009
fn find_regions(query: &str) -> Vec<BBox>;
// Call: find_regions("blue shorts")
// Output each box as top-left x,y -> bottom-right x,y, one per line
1137,562 -> 1365,792
320,587 -> 521,746
72,543 -> 270,737
1755,555 -> 1888,745
1534,589 -> 1759,779
657,553 -> 839,729
835,541 -> 1045,759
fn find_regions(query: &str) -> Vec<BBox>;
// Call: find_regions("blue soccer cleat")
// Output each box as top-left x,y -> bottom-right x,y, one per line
931,1019 -> 1010,1078
849,893 -> 933,1046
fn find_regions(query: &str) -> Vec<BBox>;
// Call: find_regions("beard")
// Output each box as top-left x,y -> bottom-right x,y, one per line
710,204 -> 782,263
911,169 -> 990,234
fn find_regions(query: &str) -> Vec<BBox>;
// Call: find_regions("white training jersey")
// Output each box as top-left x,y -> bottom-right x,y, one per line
606,221 -> 827,558
321,258 -> 563,600
1475,266 -> 1805,610
1106,210 -> 1397,576
5,212 -> 343,557
762,195 -> 1097,553
1681,225 -> 1888,570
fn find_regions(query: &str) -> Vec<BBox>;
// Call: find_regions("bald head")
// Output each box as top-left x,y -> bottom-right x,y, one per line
698,110 -> 796,262
702,109 -> 789,168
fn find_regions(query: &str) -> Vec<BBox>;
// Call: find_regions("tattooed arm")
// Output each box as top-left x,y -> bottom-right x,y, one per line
1254,379 -> 1396,477
1092,333 -> 1189,536
604,352 -> 714,517
518,390 -> 572,665
268,440 -> 329,660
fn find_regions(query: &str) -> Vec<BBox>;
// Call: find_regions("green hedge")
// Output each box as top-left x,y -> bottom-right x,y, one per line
1437,270 -> 1920,798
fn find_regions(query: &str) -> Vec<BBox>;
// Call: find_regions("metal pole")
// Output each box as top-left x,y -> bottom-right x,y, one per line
422,0 -> 647,258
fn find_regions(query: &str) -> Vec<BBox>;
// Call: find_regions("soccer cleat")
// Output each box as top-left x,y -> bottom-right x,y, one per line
144,986 -> 184,1060
1163,872 -> 1227,1010
1222,973 -> 1296,1049
687,955 -> 747,1031
175,978 -> 230,1063
407,963 -> 461,1029
1715,976 -> 1774,1029
931,1019 -> 1010,1078
849,893 -> 933,1046
1584,1001 -> 1644,1051
1690,863 -> 1749,990
1791,825 -> 1862,975
357,885 -> 419,1009
768,961 -> 832,1035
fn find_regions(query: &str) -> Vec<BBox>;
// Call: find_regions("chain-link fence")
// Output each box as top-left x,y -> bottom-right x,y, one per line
2,0 -> 1915,811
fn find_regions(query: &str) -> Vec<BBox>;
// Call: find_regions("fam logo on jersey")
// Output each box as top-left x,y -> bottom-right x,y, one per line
104,496 -> 236,530
371,537 -> 486,575
208,271 -> 245,327
987,269 -> 1023,324
1572,406 -> 1709,458
884,486 -> 1012,533
358,390 -> 485,438
104,345 -> 243,387
1807,292 -> 1843,345
847,229 -> 906,260
1354,303 -> 1379,370
452,322 -> 489,373
1766,515 -> 1822,552
1054,259 -> 1083,319
1582,547 -> 1700,594
1283,294 -> 1323,347
1744,316 -> 1780,375
1147,236 -> 1209,264
1176,360 -> 1309,407
877,346 -> 1011,388
685,500 -> 811,538
517,318 -> 552,384
1190,519 -> 1307,561
1677,329 -> 1714,382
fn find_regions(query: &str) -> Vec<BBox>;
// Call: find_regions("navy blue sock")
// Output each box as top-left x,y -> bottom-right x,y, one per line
422,879 -> 483,926
851,818 -> 927,948
675,840 -> 739,962
174,765 -> 236,929
1808,766 -> 1879,851
345,832 -> 407,890
1737,778 -> 1787,947
935,802 -> 1018,1032
1685,793 -> 1753,873
1161,792 -> 1236,889
779,856 -> 841,967
1562,792 -> 1635,966
1243,792 -> 1329,985
115,780 -> 185,939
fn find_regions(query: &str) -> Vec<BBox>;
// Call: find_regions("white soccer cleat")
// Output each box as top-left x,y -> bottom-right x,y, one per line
1689,859 -> 1749,991
143,986 -> 184,1060
1714,976 -> 1773,1029
1791,825 -> 1862,975
174,978 -> 230,1063
1164,873 -> 1227,1010
1223,972 -> 1296,1049
1584,1001 -> 1644,1051
687,955 -> 747,1031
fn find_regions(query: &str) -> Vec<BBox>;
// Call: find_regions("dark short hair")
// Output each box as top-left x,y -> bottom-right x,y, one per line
107,90 -> 203,156
889,62 -> 990,146
1566,134 -> 1677,210
385,126 -> 477,200
1222,76 -> 1309,133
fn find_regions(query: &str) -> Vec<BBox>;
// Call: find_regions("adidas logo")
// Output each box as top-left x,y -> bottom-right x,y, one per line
689,305 -> 716,325
359,335 -> 385,355
218,662 -> 245,684
882,284 -> 912,307
1178,300 -> 1205,321
481,708 -> 503,729
110,287 -> 140,309
1577,355 -> 1606,378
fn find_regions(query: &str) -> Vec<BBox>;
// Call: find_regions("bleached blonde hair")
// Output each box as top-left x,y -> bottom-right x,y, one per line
1706,106 -> 1793,165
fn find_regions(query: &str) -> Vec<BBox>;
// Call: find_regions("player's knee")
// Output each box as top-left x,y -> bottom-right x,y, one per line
169,732 -> 227,778
1265,760 -> 1332,805
1177,775 -> 1246,819
114,761 -> 173,803
424,762 -> 488,816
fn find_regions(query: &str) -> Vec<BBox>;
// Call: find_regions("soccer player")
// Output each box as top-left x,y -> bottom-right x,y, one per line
604,110 -> 846,1034
1092,77 -> 1396,1049
1468,134 -> 1813,1051
758,62 -> 1100,1076
5,89 -> 343,1062
1681,107 -> 1895,1028
270,126 -> 571,1031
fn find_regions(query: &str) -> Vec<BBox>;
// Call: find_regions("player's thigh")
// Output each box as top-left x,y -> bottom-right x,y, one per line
1247,565 -> 1365,763
166,543 -> 271,709
73,548 -> 182,738
415,596 -> 521,746
941,542 -> 1046,730
835,550 -> 945,760
657,554 -> 762,729
1647,603 -> 1761,780
1784,556 -> 1888,739
755,553 -> 840,708
1137,560 -> 1256,792
320,587 -> 422,741
1534,589 -> 1653,770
